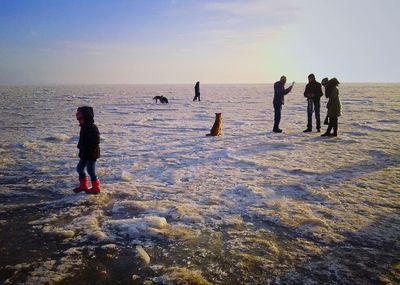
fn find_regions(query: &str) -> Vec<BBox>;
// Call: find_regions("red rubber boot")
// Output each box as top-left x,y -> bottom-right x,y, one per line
86,179 -> 101,194
73,176 -> 89,193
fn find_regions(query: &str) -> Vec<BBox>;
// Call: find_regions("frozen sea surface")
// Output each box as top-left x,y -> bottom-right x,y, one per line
0,84 -> 399,284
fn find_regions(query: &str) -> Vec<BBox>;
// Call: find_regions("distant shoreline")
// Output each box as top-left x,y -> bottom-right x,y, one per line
1,82 -> 400,87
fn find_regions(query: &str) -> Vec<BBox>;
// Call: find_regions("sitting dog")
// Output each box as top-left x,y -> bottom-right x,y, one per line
206,113 -> 222,136
153,95 -> 169,104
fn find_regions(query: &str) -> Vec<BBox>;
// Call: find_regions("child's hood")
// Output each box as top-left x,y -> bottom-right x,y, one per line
77,106 -> 95,124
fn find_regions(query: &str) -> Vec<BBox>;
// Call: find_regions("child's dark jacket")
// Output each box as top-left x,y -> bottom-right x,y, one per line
77,106 -> 100,161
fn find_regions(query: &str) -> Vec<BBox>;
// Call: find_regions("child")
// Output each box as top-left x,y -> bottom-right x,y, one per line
73,106 -> 101,194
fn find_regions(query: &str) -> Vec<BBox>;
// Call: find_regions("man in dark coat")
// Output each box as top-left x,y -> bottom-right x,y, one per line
74,106 -> 101,194
273,76 -> 293,133
193,81 -> 201,101
303,73 -> 323,132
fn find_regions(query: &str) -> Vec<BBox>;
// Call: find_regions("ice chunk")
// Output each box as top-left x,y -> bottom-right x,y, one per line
107,216 -> 168,238
161,267 -> 212,285
44,134 -> 70,142
113,200 -> 204,224
146,216 -> 168,229
69,211 -> 109,241
101,244 -> 118,250
42,226 -> 75,239
150,264 -> 164,271
132,274 -> 140,280
121,171 -> 133,182
136,245 -> 150,265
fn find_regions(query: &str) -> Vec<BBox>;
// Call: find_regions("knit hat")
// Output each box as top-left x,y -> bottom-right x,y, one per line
321,78 -> 329,86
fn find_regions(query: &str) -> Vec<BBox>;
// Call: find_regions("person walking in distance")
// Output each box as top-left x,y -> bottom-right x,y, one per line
303,74 -> 323,132
193,81 -> 201,101
273,76 -> 294,133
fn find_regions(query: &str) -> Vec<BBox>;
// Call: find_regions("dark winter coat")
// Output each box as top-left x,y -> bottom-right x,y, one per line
77,106 -> 100,161
195,82 -> 200,96
325,82 -> 341,118
273,81 -> 291,105
304,81 -> 323,101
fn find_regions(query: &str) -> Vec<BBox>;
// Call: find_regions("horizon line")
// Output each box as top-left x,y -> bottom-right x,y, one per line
1,81 -> 400,87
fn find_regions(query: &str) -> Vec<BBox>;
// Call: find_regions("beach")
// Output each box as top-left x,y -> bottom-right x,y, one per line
0,83 -> 399,284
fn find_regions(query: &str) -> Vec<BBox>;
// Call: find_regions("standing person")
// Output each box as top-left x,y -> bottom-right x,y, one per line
273,76 -> 294,133
73,106 -> 101,194
193,81 -> 201,101
303,74 -> 323,132
321,78 -> 341,137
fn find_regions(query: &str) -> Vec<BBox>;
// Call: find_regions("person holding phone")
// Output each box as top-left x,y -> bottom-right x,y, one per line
272,76 -> 294,133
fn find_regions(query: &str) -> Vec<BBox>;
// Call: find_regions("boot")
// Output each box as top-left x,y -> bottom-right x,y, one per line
321,129 -> 331,136
303,128 -> 312,133
86,179 -> 101,194
332,121 -> 338,136
322,123 -> 333,137
73,176 -> 89,193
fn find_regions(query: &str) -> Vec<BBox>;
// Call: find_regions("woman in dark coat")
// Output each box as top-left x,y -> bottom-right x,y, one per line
321,78 -> 341,137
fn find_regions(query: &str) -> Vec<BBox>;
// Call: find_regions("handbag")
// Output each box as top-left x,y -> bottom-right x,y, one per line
324,115 -> 329,125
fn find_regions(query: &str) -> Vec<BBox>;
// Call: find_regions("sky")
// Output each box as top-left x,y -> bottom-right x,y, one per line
0,0 -> 399,84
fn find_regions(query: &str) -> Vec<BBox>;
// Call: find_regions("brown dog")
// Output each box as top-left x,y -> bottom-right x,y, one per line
206,113 -> 222,136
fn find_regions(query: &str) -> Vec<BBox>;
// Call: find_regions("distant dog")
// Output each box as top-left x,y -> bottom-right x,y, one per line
153,96 -> 169,104
206,113 -> 222,136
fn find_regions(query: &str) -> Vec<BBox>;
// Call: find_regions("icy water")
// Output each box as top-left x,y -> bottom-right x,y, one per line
0,84 -> 399,285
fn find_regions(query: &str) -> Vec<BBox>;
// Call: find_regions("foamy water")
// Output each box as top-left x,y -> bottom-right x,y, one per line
0,84 -> 399,284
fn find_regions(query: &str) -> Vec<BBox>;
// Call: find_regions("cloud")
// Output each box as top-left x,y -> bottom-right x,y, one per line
195,0 -> 297,47
204,0 -> 296,17
157,0 -> 298,49
33,40 -> 143,57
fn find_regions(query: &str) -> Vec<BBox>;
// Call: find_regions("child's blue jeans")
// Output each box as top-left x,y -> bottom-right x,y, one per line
77,159 -> 97,181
